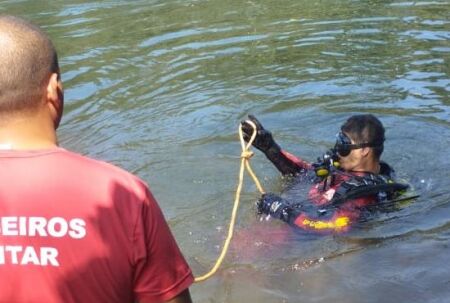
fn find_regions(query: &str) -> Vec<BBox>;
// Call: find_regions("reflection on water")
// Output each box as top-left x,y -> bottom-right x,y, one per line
2,0 -> 449,302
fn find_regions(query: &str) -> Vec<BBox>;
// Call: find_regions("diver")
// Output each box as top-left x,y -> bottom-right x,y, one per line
241,114 -> 408,232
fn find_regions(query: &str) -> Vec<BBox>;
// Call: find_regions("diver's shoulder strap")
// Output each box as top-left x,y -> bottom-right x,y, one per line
331,172 -> 409,206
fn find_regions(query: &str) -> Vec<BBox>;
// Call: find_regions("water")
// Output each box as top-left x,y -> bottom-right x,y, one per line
2,0 -> 450,302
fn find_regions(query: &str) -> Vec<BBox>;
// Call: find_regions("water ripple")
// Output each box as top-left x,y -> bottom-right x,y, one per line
3,0 -> 448,301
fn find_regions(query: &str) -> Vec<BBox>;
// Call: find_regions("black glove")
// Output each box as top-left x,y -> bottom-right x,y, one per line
241,115 -> 278,153
257,193 -> 293,222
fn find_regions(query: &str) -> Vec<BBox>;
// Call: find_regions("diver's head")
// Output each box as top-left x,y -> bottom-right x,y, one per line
334,114 -> 385,173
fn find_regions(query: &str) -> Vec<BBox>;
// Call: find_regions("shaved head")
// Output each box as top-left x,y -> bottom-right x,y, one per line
0,15 -> 59,114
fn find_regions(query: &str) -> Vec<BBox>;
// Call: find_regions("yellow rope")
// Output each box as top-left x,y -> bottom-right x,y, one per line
194,120 -> 265,282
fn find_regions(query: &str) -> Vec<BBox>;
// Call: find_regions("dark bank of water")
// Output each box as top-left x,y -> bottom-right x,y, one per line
2,0 -> 449,302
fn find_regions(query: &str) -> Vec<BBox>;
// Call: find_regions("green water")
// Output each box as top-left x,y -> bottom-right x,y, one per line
2,0 -> 450,302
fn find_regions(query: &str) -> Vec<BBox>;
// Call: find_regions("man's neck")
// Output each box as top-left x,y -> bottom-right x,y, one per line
0,114 -> 58,150
351,161 -> 380,175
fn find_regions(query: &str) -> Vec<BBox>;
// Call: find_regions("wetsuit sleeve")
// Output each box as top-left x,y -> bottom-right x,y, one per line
260,193 -> 356,233
290,197 -> 372,233
264,145 -> 312,175
287,196 -> 376,233
291,209 -> 355,233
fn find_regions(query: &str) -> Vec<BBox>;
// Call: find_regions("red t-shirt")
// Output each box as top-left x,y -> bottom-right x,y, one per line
0,148 -> 193,303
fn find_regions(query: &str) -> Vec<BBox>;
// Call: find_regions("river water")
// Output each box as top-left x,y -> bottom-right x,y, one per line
2,0 -> 449,302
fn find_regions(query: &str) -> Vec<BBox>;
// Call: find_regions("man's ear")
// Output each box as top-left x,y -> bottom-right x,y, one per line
46,73 -> 64,129
361,147 -> 371,157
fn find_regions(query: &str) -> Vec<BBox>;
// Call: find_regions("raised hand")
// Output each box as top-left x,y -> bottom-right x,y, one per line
240,115 -> 277,152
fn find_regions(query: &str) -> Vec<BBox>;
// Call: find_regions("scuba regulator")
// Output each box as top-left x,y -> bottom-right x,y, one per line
312,149 -> 340,191
312,149 -> 340,179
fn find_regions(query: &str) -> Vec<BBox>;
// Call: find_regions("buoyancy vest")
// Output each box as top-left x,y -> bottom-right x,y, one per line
330,162 -> 409,205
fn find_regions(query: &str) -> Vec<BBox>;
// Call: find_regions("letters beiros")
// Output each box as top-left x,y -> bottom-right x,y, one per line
0,216 -> 87,267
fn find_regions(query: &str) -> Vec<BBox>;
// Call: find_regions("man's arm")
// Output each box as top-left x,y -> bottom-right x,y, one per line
133,189 -> 194,303
241,115 -> 311,175
257,193 -> 361,233
165,289 -> 192,303
264,146 -> 312,175
291,209 -> 354,232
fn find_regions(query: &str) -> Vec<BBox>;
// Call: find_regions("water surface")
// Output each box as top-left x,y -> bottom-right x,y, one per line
2,0 -> 449,302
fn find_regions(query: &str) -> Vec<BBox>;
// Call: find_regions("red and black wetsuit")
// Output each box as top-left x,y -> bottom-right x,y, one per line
261,147 -> 402,233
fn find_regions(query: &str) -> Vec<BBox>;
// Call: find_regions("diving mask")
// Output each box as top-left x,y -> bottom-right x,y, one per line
334,132 -> 379,157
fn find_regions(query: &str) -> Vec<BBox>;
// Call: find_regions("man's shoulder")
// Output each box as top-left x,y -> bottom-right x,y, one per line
379,161 -> 395,178
51,148 -> 149,196
58,149 -> 130,172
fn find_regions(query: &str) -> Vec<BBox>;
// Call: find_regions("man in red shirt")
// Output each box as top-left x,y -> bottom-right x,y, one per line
241,115 -> 407,233
0,15 -> 193,302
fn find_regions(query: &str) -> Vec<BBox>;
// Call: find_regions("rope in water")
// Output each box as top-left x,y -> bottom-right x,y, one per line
194,120 -> 265,282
